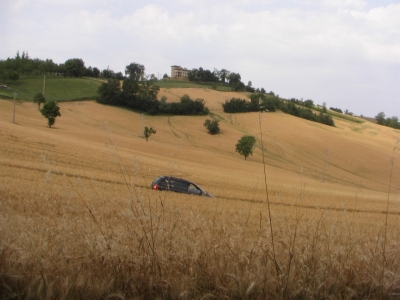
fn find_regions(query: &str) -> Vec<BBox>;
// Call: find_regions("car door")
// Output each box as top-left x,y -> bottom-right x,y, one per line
167,177 -> 189,194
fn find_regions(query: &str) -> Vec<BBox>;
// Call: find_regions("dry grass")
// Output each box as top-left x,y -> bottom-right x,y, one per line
1,94 -> 400,299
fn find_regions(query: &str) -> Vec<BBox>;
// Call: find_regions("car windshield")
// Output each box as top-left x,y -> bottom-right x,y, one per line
188,183 -> 202,195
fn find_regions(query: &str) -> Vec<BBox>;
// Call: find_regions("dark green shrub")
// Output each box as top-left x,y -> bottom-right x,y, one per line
204,119 -> 220,134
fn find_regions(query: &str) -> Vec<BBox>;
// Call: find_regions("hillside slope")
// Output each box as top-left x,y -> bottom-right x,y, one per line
1,89 -> 399,213
1,91 -> 400,298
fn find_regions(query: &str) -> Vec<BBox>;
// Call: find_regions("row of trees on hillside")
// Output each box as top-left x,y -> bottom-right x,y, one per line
0,51 -> 124,82
97,63 -> 209,115
375,112 -> 400,129
188,67 -> 271,93
222,93 -> 335,127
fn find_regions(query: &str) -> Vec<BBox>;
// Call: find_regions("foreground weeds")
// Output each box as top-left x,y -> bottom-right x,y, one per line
1,173 -> 400,299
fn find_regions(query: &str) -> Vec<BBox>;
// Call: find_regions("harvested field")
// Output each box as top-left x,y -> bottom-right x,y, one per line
1,92 -> 399,299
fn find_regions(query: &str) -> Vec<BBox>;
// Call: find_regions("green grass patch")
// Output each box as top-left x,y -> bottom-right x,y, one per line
0,75 -> 101,102
327,110 -> 364,123
311,105 -> 364,123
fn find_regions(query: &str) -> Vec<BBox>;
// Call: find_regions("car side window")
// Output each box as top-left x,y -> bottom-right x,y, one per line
169,178 -> 188,192
188,183 -> 202,195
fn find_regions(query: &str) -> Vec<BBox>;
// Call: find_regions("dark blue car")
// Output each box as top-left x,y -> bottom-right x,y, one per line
151,176 -> 213,197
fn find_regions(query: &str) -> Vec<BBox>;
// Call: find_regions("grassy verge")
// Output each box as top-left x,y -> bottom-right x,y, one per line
0,75 -> 101,102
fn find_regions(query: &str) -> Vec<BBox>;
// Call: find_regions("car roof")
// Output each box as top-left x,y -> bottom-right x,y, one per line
158,176 -> 197,185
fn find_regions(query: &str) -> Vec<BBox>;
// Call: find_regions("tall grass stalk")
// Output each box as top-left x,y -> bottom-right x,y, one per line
105,124 -> 163,276
258,112 -> 279,276
284,167 -> 304,297
382,139 -> 399,294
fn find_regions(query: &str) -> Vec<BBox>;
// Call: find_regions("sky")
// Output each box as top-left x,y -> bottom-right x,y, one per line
1,0 -> 399,117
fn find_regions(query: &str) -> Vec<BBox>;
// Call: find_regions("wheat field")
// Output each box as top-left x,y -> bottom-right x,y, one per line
1,90 -> 400,299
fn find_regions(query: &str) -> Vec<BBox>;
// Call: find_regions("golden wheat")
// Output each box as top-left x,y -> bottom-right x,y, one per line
0,95 -> 399,298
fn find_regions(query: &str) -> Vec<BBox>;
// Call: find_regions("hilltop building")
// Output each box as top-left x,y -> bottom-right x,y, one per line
171,65 -> 188,78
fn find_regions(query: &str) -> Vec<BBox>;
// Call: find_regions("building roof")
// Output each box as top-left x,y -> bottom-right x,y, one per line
171,65 -> 188,71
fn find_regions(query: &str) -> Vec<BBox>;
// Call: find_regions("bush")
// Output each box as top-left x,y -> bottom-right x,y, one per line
169,94 -> 209,115
281,102 -> 335,127
143,127 -> 156,141
204,119 -> 220,134
222,94 -> 282,113
97,81 -> 209,116
97,79 -> 126,106
40,100 -> 61,128
222,98 -> 249,113
330,107 -> 343,113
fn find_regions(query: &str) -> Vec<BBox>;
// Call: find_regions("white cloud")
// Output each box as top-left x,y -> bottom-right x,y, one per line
1,0 -> 399,116
322,0 -> 367,10
5,0 -> 31,12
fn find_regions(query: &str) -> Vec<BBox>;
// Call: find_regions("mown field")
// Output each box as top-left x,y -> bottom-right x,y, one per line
0,75 -> 101,102
0,75 -> 231,103
1,88 -> 400,299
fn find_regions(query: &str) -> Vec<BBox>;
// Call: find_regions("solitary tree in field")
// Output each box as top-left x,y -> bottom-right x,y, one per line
33,93 -> 46,110
235,135 -> 256,160
203,119 -> 220,135
40,100 -> 61,128
143,126 -> 156,141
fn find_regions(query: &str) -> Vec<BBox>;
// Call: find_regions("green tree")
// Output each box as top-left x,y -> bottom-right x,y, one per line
375,112 -> 386,125
138,79 -> 160,101
96,79 -> 125,106
222,97 -> 249,113
8,70 -> 20,82
123,63 -> 145,97
219,69 -> 230,83
102,68 -> 115,78
204,119 -> 220,134
387,116 -> 400,129
65,58 -> 85,77
304,99 -> 314,108
125,63 -> 145,81
40,101 -> 61,128
158,96 -> 170,113
33,93 -> 46,110
149,74 -> 158,81
227,72 -> 245,91
235,135 -> 256,160
93,67 -> 100,77
143,126 -> 156,141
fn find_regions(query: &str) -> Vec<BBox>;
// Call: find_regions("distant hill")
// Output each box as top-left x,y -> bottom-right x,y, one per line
1,87 -> 398,197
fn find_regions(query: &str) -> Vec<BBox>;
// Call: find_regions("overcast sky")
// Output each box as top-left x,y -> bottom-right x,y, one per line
1,0 -> 399,117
